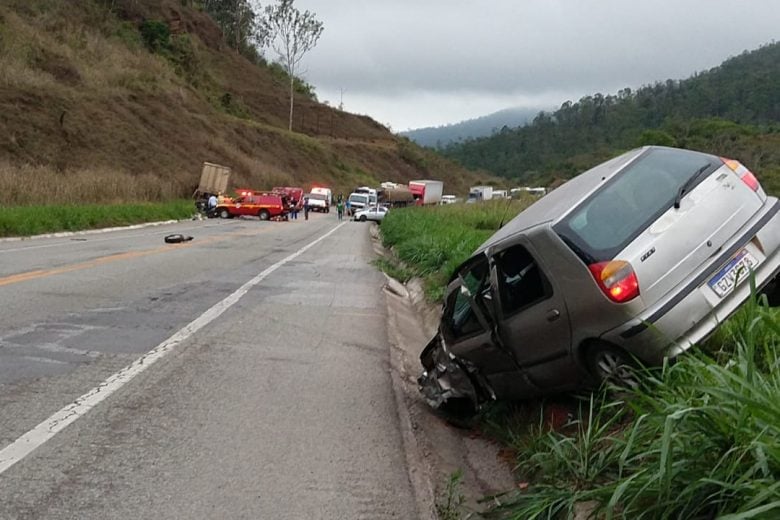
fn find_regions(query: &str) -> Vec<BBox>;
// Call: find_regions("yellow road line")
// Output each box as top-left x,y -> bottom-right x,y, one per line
0,227 -> 268,288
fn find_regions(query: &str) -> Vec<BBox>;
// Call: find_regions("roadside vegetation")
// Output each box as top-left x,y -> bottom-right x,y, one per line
0,200 -> 194,237
378,199 -> 529,301
378,202 -> 780,519
483,299 -> 780,519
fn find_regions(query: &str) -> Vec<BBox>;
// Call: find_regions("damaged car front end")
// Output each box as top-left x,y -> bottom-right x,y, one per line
418,333 -> 494,412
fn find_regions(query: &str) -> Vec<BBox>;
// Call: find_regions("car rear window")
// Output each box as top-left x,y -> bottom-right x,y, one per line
554,148 -> 721,262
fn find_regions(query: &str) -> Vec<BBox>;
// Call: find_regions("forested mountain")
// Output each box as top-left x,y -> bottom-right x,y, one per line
400,107 -> 540,148
443,42 -> 780,194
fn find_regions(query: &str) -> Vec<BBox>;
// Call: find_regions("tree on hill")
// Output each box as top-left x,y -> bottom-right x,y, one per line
202,0 -> 266,60
442,41 -> 780,188
260,0 -> 323,131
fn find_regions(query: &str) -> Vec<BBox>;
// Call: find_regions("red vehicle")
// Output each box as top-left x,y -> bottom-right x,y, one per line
272,187 -> 305,209
409,180 -> 444,206
216,190 -> 289,220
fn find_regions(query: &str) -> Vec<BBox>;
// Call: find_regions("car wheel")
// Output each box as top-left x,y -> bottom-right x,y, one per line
359,215 -> 367,222
219,209 -> 231,219
258,210 -> 270,221
585,342 -> 640,389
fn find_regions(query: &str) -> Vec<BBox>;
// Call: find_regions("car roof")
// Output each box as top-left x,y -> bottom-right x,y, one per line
475,147 -> 648,253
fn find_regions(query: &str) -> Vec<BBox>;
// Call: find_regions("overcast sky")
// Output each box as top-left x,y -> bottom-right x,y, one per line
288,1 -> 779,132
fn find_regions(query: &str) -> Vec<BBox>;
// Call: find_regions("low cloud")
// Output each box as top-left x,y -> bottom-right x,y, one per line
291,0 -> 779,130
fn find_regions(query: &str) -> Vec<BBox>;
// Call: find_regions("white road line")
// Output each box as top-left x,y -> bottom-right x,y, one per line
0,222 -> 347,476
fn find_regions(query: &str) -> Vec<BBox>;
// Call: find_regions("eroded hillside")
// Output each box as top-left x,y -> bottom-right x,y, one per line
0,0 -> 489,204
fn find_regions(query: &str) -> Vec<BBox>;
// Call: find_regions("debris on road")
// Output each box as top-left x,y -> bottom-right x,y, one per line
164,234 -> 194,244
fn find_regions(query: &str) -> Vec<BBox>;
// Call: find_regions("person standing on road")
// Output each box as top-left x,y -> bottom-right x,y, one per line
207,193 -> 217,213
336,200 -> 344,221
345,199 -> 351,218
303,197 -> 310,221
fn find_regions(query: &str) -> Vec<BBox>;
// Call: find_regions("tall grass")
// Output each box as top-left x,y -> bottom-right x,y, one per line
379,200 -> 528,300
485,301 -> 780,519
0,162 -> 188,205
0,200 -> 194,237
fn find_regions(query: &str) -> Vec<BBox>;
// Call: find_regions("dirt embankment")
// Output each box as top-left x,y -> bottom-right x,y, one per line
0,0 -> 494,205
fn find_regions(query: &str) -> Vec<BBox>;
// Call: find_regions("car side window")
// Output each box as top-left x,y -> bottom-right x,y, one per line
494,244 -> 550,316
444,258 -> 490,339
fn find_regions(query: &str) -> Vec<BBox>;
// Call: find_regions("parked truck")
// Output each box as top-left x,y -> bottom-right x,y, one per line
467,185 -> 494,203
379,186 -> 415,208
306,188 -> 331,212
196,162 -> 232,197
194,162 -> 232,214
347,192 -> 370,214
408,180 -> 444,206
355,186 -> 378,206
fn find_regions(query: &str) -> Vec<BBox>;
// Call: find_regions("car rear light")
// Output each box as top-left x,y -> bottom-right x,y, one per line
588,260 -> 640,303
723,158 -> 761,192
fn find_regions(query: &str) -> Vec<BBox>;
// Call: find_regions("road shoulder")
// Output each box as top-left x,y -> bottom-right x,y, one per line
376,226 -> 515,517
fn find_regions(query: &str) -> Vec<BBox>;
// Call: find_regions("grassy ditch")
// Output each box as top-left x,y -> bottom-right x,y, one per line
378,199 -> 529,301
482,300 -> 780,519
0,200 -> 195,237
377,201 -> 780,519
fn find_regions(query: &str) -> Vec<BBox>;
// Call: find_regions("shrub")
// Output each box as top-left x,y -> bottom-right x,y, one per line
139,20 -> 170,53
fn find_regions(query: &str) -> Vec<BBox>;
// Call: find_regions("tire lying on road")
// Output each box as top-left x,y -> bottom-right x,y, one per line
164,234 -> 194,244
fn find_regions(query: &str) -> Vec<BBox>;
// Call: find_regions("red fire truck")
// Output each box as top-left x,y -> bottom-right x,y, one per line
216,189 -> 289,220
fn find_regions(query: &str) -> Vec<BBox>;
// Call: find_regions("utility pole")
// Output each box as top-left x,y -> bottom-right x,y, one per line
339,88 -> 346,111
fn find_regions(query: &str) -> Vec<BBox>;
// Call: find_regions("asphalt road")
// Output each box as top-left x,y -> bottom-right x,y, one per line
0,214 -> 417,519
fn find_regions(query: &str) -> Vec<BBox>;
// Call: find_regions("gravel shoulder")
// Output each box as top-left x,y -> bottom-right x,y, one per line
374,225 -> 515,517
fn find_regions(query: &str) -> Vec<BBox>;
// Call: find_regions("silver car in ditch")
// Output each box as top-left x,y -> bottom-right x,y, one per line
420,146 -> 780,411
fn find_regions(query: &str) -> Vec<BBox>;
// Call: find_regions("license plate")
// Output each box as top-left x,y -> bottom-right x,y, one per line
707,249 -> 759,298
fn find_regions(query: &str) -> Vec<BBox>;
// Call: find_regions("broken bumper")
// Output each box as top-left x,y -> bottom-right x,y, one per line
418,334 -> 493,410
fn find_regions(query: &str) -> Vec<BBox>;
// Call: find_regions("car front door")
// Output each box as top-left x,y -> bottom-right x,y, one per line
441,255 -> 537,399
488,240 -> 576,392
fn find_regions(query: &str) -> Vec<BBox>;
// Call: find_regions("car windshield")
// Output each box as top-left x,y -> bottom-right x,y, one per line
349,194 -> 368,205
554,148 -> 721,262
307,193 -> 327,201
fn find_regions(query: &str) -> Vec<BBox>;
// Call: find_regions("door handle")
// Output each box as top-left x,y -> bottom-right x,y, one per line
546,309 -> 561,322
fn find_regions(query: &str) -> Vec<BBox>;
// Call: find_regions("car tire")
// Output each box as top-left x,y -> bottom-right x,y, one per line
258,210 -> 270,221
359,215 -> 367,222
164,234 -> 194,244
219,209 -> 231,219
584,342 -> 640,389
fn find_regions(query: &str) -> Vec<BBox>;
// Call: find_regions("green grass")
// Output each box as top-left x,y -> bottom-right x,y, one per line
0,200 -> 196,237
378,199 -> 780,518
483,300 -> 780,520
379,200 -> 528,300
372,257 -> 415,284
